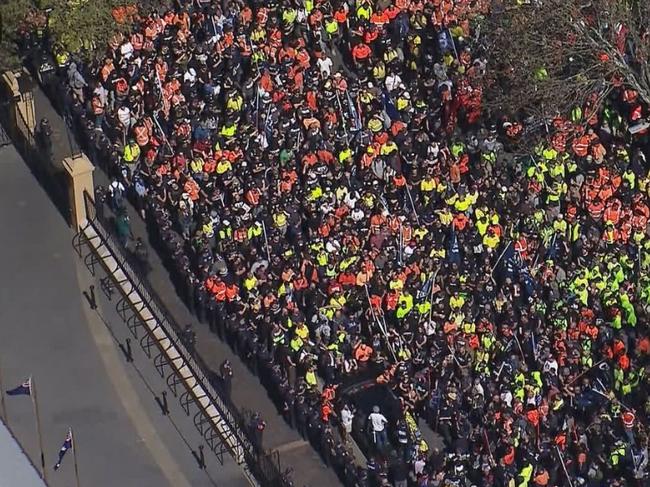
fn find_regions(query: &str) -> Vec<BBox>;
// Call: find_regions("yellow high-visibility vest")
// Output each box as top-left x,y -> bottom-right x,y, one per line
123,144 -> 140,163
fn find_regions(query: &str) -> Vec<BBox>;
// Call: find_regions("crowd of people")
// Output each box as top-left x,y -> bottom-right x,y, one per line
42,0 -> 650,484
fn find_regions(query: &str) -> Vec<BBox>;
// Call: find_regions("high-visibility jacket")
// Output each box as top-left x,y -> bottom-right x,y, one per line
296,325 -> 309,340
372,63 -> 386,80
420,178 -> 436,192
610,442 -> 626,466
282,8 -> 298,24
356,5 -> 371,20
218,225 -> 232,240
384,49 -> 398,64
202,222 -> 214,236
462,322 -> 475,334
211,281 -> 227,301
572,136 -> 590,157
546,182 -> 566,203
250,28 -> 265,43
248,223 -> 263,239
354,343 -> 373,361
334,8 -> 348,23
396,294 -> 413,318
417,301 -> 431,315
571,106 -> 583,122
570,223 -> 581,242
483,233 -> 500,248
450,295 -> 465,309
134,125 -> 149,146
455,195 -> 475,212
55,50 -> 69,67
325,19 -> 338,34
518,463 -> 533,487
243,276 -> 257,291
305,370 -> 317,387
123,143 -> 140,163
190,158 -> 204,173
533,470 -> 549,486
352,43 -> 372,60
273,212 -> 288,227
226,94 -> 243,112
290,336 -> 303,352
542,147 -> 557,160
220,124 -> 237,137
225,285 -> 238,301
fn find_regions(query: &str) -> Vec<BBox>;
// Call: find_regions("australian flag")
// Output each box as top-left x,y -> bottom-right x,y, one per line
53,429 -> 73,470
6,378 -> 31,396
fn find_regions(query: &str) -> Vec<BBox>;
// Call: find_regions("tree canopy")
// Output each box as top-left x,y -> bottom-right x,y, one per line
0,0 -> 137,71
484,0 -> 650,118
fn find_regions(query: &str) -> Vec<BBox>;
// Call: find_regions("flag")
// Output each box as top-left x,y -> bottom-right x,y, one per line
53,429 -> 73,471
346,90 -> 362,131
6,378 -> 31,396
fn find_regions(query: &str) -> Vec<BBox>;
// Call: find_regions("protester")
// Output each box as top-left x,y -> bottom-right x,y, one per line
340,402 -> 354,445
114,208 -> 131,247
47,0 -> 650,484
369,405 -> 389,451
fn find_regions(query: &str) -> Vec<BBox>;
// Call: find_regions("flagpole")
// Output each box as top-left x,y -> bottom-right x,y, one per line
71,428 -> 81,487
30,376 -> 48,483
0,360 -> 7,425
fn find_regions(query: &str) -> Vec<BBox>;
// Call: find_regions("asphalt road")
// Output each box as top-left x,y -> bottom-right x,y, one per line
0,144 -> 248,487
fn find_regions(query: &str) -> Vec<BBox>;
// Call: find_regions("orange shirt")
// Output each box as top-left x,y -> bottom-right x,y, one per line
352,44 -> 371,60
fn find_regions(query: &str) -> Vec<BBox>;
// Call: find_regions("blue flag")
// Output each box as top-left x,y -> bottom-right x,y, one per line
447,228 -> 461,266
6,378 -> 31,396
346,90 -> 362,131
54,429 -> 73,471
382,90 -> 400,121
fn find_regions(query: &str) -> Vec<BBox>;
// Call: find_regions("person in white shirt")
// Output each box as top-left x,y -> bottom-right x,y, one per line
117,105 -> 132,131
385,71 -> 403,93
543,356 -> 558,376
108,179 -> 126,211
340,404 -> 354,444
317,55 -> 333,78
368,405 -> 388,450
344,190 -> 359,209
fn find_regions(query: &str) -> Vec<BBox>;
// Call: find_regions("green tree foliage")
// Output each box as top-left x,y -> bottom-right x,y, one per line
45,0 -> 133,54
484,0 -> 650,118
0,0 -> 34,70
0,0 -> 137,71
